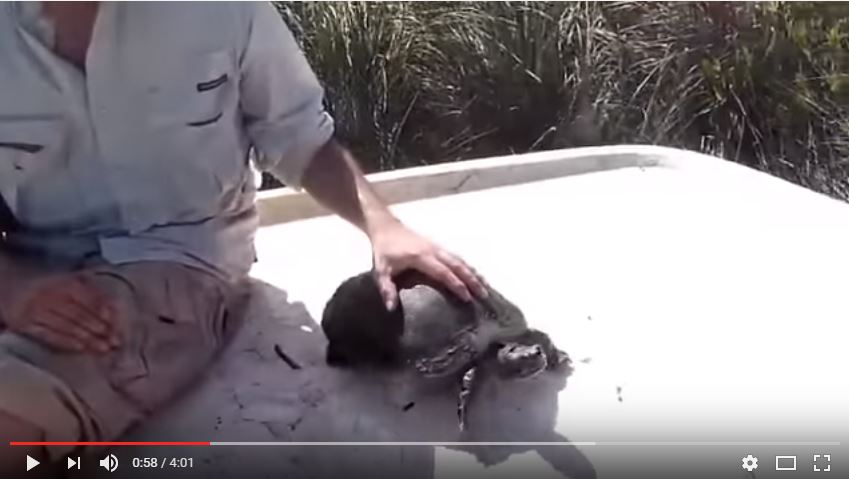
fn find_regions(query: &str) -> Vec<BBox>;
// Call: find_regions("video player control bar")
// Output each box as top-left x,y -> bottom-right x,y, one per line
10,441 -> 842,447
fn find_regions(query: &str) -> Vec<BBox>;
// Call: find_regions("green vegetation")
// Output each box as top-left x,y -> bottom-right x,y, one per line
274,1 -> 849,199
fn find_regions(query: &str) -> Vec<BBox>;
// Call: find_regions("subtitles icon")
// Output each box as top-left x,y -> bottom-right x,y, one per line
775,456 -> 797,471
100,454 -> 119,472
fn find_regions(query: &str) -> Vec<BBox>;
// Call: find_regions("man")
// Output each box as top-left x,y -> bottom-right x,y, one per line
0,2 -> 486,471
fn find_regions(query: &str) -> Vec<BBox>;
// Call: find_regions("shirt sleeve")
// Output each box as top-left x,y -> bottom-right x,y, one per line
239,2 -> 334,190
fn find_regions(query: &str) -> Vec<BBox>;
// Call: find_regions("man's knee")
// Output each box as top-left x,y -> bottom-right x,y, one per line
0,408 -> 42,441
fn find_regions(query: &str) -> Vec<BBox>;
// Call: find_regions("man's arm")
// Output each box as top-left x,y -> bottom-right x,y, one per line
237,3 -> 486,310
300,139 -> 487,310
300,140 -> 393,238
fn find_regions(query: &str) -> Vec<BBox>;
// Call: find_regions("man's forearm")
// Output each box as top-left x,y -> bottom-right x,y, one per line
297,138 -> 486,306
300,139 -> 400,239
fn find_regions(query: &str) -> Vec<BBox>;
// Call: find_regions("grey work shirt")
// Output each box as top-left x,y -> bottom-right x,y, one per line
0,1 -> 334,281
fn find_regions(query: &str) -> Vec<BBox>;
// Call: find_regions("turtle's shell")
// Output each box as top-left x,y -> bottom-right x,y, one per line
321,270 -> 530,376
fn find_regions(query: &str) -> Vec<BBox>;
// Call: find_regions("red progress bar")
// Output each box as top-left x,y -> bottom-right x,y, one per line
10,442 -> 211,446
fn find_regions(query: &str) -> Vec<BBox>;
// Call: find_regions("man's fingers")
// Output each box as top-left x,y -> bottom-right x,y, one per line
49,300 -> 111,337
421,257 -> 472,302
436,250 -> 488,299
64,295 -> 120,347
67,278 -> 114,325
23,323 -> 85,353
42,310 -> 114,352
373,266 -> 399,311
473,266 -> 491,287
68,274 -> 110,320
33,313 -> 99,351
372,257 -> 398,310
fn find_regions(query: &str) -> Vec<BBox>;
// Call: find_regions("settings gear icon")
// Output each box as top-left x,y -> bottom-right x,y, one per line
742,454 -> 759,472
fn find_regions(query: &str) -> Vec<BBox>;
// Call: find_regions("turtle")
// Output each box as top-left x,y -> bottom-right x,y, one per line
321,270 -> 570,431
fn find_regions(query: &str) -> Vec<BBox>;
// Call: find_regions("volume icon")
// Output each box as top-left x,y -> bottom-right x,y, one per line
99,454 -> 118,472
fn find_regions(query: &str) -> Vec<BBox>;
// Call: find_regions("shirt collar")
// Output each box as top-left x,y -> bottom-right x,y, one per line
13,2 -> 56,47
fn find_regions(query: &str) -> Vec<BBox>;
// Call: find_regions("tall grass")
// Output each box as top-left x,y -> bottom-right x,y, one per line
275,1 -> 849,200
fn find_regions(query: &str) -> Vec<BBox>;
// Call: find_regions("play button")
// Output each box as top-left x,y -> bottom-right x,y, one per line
26,455 -> 39,471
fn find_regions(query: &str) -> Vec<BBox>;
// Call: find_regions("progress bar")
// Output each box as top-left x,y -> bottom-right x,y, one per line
10,442 -> 211,447
10,441 -> 842,447
211,441 -> 843,447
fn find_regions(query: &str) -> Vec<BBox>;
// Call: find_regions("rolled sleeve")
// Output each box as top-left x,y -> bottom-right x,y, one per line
239,2 -> 334,189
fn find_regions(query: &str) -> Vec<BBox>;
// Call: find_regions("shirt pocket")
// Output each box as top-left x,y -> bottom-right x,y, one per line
0,119 -> 66,214
147,50 -> 235,129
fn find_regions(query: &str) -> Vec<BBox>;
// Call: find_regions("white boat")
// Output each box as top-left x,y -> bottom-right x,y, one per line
124,145 -> 847,478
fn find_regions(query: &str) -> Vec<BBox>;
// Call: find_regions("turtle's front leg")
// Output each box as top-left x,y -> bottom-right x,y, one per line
458,366 -> 478,431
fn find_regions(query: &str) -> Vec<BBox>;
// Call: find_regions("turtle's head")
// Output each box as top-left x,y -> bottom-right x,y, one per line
494,342 -> 548,379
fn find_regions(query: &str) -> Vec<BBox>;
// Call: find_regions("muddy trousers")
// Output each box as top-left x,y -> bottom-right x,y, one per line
0,260 -> 247,460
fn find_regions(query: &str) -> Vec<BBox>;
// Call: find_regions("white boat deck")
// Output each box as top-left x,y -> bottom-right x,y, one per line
91,146 -> 846,478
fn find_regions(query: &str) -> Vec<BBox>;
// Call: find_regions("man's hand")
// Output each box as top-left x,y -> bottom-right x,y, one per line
370,219 -> 488,311
299,139 -> 489,310
1,273 -> 120,353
